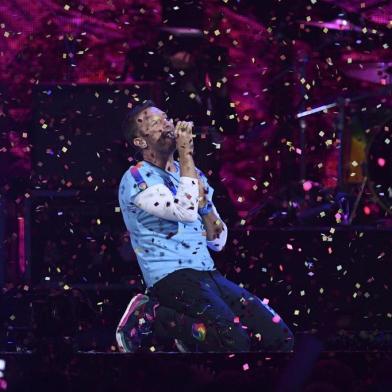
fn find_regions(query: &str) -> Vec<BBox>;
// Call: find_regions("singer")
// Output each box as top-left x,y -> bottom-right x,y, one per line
116,100 -> 294,352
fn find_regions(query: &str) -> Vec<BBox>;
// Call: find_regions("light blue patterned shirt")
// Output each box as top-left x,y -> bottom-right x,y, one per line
118,160 -> 221,288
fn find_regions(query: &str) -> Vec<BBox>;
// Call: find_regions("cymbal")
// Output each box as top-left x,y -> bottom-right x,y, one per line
341,62 -> 392,85
299,18 -> 362,32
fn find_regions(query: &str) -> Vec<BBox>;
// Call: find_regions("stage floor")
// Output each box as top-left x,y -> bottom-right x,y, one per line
1,349 -> 392,391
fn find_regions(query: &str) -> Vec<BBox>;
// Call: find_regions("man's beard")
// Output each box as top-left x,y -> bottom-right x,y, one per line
158,134 -> 176,153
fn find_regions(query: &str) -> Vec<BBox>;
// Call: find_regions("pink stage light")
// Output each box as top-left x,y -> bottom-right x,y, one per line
303,181 -> 313,191
377,157 -> 386,167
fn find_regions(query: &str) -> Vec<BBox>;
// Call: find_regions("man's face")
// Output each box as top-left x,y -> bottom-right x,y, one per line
134,107 -> 176,153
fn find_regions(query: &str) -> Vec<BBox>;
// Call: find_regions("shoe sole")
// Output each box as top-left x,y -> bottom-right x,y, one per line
174,338 -> 189,353
116,294 -> 149,353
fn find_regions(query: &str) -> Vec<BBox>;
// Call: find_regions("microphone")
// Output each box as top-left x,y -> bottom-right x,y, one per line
168,123 -> 223,143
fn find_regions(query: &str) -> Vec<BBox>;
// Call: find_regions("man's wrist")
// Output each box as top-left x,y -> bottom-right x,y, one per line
178,152 -> 197,179
178,149 -> 194,159
198,200 -> 213,216
198,196 -> 207,208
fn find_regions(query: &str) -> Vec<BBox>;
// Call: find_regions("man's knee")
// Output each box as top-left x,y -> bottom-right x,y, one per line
216,323 -> 251,352
250,321 -> 294,352
269,324 -> 294,352
280,327 -> 294,351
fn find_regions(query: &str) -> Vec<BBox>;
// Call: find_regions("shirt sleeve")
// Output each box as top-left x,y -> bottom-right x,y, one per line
196,167 -> 214,202
196,169 -> 228,252
206,203 -> 228,252
133,176 -> 200,223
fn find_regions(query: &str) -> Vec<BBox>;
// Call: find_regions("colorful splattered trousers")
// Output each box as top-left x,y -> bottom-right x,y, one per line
148,268 -> 294,352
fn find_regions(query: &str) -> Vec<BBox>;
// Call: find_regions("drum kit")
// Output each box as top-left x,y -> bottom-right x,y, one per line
296,17 -> 392,219
247,16 -> 392,226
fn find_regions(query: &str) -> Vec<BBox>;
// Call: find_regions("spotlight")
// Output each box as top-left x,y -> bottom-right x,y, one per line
303,181 -> 313,192
377,157 -> 386,167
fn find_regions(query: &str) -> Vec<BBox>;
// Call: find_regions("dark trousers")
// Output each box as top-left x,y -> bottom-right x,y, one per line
148,268 -> 294,352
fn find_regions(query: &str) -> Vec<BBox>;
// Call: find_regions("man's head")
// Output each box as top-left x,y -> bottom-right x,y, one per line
122,100 -> 176,158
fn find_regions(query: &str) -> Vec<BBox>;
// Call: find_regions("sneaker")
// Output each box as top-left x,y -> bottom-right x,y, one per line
116,293 -> 156,353
174,338 -> 190,353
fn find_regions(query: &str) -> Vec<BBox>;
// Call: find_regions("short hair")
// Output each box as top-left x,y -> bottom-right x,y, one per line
122,100 -> 156,145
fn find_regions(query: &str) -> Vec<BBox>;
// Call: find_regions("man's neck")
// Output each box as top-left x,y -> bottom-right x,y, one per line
142,151 -> 176,172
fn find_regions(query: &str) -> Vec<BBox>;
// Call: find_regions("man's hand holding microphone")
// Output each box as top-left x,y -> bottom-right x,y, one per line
174,121 -> 208,209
